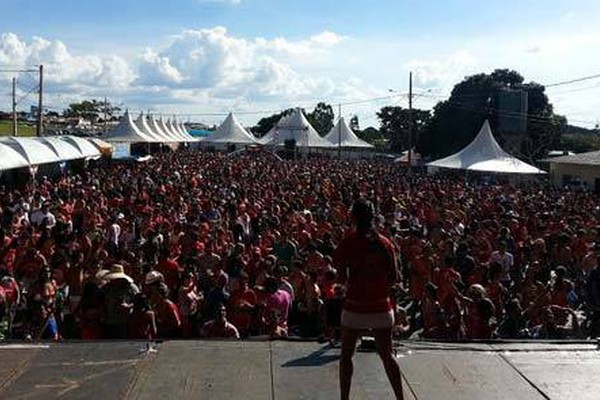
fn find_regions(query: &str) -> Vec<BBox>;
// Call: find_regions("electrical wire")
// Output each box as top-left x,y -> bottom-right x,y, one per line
545,73 -> 600,88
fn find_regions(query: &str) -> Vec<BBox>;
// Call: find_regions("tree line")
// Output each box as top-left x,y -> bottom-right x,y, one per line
254,69 -> 573,161
56,69 -> 589,159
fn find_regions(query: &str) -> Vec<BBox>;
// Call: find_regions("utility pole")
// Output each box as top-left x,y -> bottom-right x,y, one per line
12,77 -> 17,136
408,71 -> 413,171
338,102 -> 342,158
36,64 -> 43,137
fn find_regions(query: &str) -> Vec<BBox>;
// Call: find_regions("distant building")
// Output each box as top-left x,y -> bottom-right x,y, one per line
546,150 -> 600,192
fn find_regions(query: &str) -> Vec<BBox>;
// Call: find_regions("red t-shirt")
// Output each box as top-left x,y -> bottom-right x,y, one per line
157,259 -> 181,289
334,229 -> 395,314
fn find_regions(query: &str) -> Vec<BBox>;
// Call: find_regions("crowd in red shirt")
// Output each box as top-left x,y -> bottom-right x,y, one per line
0,150 -> 599,341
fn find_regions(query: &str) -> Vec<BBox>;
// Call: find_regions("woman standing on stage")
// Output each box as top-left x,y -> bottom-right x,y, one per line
334,198 -> 404,400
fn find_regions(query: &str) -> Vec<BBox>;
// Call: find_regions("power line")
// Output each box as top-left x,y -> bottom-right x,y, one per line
123,93 -> 407,117
545,73 -> 600,88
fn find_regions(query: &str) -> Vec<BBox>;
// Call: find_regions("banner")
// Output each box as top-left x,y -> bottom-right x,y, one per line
112,143 -> 131,159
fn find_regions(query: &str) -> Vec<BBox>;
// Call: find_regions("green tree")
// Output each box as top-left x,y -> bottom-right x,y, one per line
307,102 -> 335,136
356,126 -> 386,147
377,106 -> 431,152
253,109 -> 294,137
62,99 -> 120,122
419,69 -> 566,161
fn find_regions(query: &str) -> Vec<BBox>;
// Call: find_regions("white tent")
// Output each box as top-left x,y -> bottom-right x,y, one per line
203,112 -> 258,144
258,113 -> 290,145
174,119 -> 192,140
0,137 -> 60,165
133,113 -> 165,142
427,120 -> 546,174
175,119 -> 197,142
148,115 -> 177,142
104,110 -> 157,143
166,119 -> 188,142
38,137 -> 84,161
0,142 -> 30,171
61,136 -> 103,158
261,108 -> 332,148
324,117 -> 374,148
154,117 -> 182,142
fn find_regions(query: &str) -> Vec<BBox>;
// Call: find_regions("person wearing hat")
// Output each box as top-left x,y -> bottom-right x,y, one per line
334,198 -> 403,400
102,264 -> 139,339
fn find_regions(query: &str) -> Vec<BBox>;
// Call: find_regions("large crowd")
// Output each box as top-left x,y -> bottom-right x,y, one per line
0,149 -> 599,342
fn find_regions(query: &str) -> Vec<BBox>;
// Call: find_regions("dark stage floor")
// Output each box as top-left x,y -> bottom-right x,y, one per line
0,340 -> 598,399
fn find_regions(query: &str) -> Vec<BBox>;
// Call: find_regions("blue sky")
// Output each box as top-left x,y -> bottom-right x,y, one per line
1,0 -> 599,128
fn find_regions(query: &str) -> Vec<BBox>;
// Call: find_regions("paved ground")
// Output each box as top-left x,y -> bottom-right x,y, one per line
0,340 -> 598,399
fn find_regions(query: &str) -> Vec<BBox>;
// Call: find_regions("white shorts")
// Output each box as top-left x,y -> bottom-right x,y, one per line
341,309 -> 395,330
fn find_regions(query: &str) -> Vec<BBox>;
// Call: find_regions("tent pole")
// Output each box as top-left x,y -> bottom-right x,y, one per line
408,71 -> 413,172
338,103 -> 341,158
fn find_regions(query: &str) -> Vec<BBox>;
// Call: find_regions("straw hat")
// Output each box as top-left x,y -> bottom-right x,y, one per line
105,264 -> 134,283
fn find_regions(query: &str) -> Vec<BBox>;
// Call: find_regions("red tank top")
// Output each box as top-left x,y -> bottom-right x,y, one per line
334,229 -> 395,313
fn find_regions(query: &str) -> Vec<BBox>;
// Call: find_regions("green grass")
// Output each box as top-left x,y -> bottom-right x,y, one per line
0,120 -> 37,136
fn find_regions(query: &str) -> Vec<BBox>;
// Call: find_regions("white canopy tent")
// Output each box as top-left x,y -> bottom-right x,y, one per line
175,119 -> 194,141
166,119 -> 188,142
133,113 -> 166,142
0,137 -> 60,165
324,117 -> 374,148
61,136 -> 103,158
427,120 -> 546,174
0,142 -> 30,171
148,115 -> 177,142
203,112 -> 258,145
155,117 -> 183,142
105,110 -> 157,143
258,113 -> 290,145
261,108 -> 332,148
37,137 -> 84,161
158,117 -> 187,143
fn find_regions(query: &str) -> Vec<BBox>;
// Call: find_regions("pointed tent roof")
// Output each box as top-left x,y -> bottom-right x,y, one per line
324,117 -> 374,148
257,113 -> 290,145
263,108 -> 332,148
175,119 -> 194,141
148,115 -> 176,142
204,113 -> 258,144
133,113 -> 164,142
165,119 -> 187,141
105,110 -> 157,143
427,120 -> 546,174
157,117 -> 184,142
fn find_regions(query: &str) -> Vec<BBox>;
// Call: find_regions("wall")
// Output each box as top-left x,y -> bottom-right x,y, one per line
550,162 -> 600,189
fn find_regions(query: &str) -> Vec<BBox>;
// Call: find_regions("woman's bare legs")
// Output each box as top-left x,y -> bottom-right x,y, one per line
374,328 -> 404,400
339,327 -> 360,400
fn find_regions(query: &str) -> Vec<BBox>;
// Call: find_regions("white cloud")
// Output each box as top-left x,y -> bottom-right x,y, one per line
135,26 -> 357,106
0,28 -> 367,121
3,24 -> 598,128
310,31 -> 346,47
407,51 -> 479,91
0,32 -> 135,90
